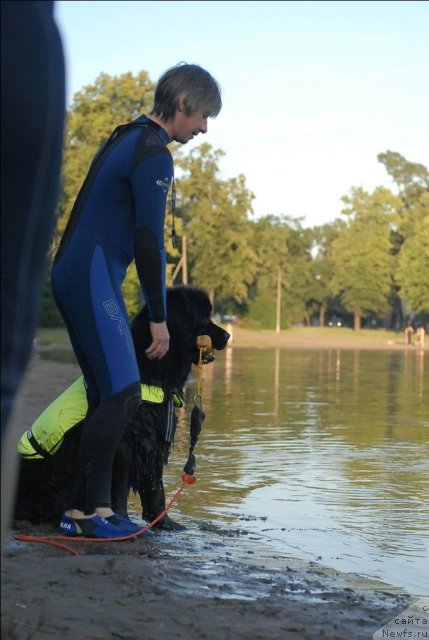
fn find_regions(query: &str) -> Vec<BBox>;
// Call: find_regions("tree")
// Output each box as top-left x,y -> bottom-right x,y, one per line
246,215 -> 313,329
246,216 -> 292,328
378,152 -> 429,326
309,219 -> 346,326
395,193 -> 429,314
284,224 -> 315,326
176,144 -> 257,307
330,187 -> 400,330
378,150 -> 429,210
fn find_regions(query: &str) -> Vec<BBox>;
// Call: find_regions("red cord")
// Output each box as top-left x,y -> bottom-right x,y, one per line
12,536 -> 80,556
14,475 -> 196,555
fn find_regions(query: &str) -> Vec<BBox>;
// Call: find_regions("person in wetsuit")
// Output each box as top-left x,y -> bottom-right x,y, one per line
51,63 -> 222,538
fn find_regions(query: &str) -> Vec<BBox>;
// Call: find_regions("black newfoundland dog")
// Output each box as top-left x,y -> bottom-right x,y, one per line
13,286 -> 230,531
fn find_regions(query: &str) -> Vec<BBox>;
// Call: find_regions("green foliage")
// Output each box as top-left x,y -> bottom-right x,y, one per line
245,290 -> 299,329
308,219 -> 347,325
396,193 -> 429,313
247,216 -> 315,328
330,187 -> 400,328
245,292 -> 276,329
176,144 -> 257,306
39,68 -> 428,331
378,149 -> 429,254
378,150 -> 429,209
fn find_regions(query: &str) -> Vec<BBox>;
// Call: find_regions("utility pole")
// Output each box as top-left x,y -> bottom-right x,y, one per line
276,268 -> 281,333
170,234 -> 188,285
182,234 -> 188,285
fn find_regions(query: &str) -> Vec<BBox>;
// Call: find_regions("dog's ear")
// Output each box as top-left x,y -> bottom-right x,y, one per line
165,287 -> 195,340
166,286 -> 212,322
165,286 -> 213,348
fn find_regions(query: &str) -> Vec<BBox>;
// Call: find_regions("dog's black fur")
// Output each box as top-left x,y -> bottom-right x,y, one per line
13,286 -> 230,530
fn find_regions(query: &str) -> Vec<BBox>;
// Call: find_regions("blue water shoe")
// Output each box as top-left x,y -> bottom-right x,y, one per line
59,515 -> 130,539
106,513 -> 154,537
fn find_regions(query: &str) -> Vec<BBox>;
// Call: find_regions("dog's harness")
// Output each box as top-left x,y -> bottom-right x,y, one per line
17,377 -> 183,460
18,334 -> 216,472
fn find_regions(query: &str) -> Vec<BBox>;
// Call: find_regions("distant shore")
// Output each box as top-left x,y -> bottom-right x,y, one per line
228,326 -> 427,351
36,325 -> 428,354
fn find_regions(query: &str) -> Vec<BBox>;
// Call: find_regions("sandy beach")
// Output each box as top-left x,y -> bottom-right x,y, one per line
2,333 -> 426,640
230,325 -> 428,351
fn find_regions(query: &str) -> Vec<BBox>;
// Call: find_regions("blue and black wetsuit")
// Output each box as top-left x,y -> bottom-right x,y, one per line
51,114 -> 173,514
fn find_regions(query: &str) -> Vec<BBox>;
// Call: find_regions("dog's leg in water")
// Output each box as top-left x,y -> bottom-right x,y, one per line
140,480 -> 187,532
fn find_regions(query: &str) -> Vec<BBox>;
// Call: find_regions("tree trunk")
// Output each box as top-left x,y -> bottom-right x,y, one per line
319,305 -> 325,327
354,311 -> 361,331
182,234 -> 188,285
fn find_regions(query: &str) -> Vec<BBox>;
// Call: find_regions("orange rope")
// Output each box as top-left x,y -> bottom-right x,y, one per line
14,474 -> 196,555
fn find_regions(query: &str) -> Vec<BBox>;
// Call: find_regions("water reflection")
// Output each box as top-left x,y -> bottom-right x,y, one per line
154,348 -> 428,596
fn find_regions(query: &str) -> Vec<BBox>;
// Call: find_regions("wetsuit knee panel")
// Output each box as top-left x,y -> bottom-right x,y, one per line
108,382 -> 141,423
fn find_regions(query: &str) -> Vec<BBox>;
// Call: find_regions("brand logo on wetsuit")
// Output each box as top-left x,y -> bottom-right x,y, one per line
103,299 -> 134,356
156,177 -> 170,193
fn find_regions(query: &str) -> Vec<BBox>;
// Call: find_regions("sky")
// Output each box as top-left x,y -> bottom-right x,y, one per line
55,0 -> 429,228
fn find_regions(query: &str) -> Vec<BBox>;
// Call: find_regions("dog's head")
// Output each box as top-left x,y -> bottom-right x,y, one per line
131,286 -> 230,386
166,286 -> 230,365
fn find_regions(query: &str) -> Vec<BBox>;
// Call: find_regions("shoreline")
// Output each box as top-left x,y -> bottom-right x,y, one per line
2,518 -> 415,640
37,325 -> 428,353
228,326 -> 428,351
1,356 -> 425,640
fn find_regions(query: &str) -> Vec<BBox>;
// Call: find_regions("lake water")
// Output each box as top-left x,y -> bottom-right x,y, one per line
149,347 -> 428,596
43,346 -> 428,595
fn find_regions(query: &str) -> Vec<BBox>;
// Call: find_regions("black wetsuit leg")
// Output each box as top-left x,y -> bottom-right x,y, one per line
71,383 -> 142,515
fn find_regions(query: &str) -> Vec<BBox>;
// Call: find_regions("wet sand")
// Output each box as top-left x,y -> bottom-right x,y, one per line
1,349 -> 424,640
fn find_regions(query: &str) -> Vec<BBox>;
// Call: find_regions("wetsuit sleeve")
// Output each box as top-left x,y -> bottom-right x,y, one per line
131,149 -> 173,322
133,228 -> 166,322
